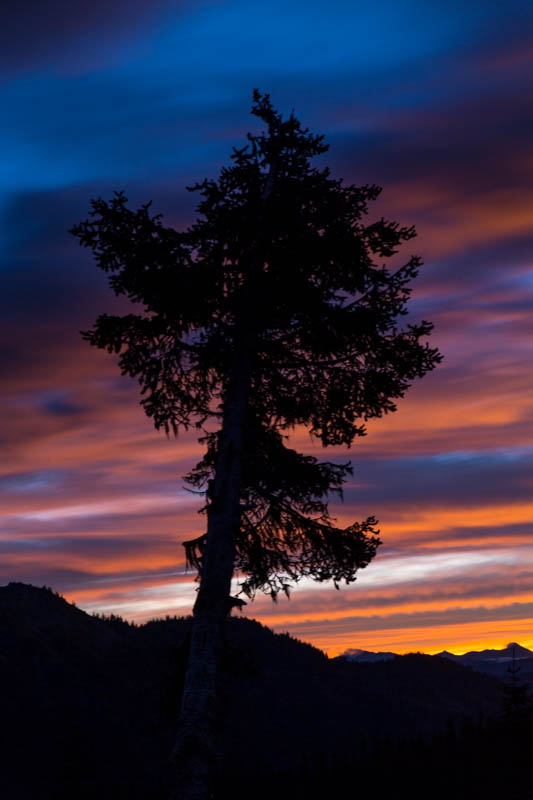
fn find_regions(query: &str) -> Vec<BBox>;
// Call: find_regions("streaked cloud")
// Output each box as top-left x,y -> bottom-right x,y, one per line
1,0 -> 532,655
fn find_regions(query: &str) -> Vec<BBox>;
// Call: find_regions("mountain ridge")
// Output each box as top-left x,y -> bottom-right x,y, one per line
340,641 -> 533,679
0,582 -> 516,799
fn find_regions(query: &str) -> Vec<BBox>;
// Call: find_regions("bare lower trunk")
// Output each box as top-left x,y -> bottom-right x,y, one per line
169,558 -> 233,798
170,353 -> 251,800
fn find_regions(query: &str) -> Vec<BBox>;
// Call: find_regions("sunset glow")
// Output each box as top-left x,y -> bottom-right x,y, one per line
2,0 -> 533,658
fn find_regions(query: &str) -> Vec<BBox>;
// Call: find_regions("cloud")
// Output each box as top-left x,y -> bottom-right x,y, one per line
0,0 -> 200,74
2,0 -> 533,655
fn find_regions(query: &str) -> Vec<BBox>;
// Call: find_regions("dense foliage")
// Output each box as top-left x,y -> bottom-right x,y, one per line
72,92 -> 440,598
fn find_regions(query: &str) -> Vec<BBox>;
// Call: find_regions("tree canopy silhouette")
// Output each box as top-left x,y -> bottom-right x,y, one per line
71,90 -> 441,800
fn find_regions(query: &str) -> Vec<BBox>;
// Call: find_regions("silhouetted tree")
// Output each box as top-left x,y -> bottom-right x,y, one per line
71,91 -> 441,799
498,647 -> 533,792
502,647 -> 533,731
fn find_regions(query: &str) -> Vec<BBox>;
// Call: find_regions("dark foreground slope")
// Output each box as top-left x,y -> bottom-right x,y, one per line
0,583 -> 528,799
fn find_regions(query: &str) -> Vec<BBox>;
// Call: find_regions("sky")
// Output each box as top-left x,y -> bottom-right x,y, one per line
2,0 -> 533,656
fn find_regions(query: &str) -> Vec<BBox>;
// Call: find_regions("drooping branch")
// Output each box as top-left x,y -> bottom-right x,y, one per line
184,419 -> 380,599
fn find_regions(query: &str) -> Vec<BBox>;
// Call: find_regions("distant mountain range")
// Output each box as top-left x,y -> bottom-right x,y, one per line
340,642 -> 533,679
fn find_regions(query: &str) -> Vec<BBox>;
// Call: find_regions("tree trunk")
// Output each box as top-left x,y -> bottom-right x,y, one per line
171,159 -> 277,800
170,346 -> 252,800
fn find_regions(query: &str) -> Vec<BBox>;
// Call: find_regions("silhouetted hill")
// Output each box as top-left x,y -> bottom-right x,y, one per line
0,583 -> 524,799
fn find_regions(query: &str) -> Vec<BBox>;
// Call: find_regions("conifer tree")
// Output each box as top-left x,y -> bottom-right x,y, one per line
71,91 -> 441,800
502,646 -> 533,731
